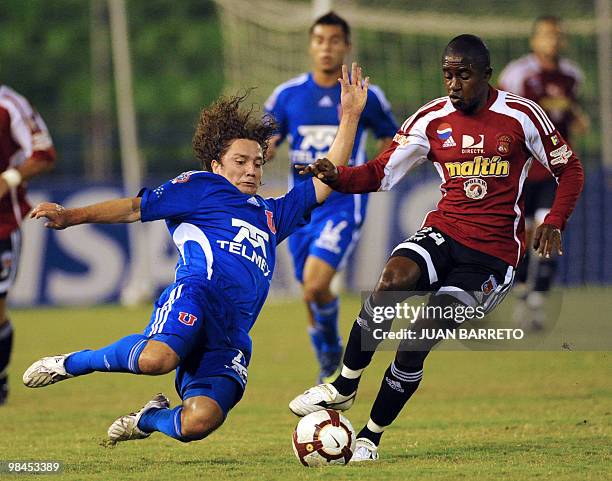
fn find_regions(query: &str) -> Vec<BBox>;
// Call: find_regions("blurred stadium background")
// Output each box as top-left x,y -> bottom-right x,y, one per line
1,0 -> 610,305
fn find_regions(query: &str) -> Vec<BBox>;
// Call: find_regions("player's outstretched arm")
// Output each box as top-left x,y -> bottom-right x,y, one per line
30,197 -> 142,229
303,62 -> 369,203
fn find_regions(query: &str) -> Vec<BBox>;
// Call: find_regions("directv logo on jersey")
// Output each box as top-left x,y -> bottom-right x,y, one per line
446,156 -> 509,178
216,218 -> 271,276
461,134 -> 485,153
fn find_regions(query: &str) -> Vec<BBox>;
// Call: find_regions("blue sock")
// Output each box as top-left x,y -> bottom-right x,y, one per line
310,298 -> 341,352
138,406 -> 190,442
64,334 -> 149,376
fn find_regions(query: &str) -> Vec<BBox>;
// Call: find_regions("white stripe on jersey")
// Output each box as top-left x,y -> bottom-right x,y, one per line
381,103 -> 453,192
505,92 -> 555,134
491,93 -> 554,178
172,222 -> 214,280
400,97 -> 448,132
512,159 -> 533,265
264,73 -> 309,111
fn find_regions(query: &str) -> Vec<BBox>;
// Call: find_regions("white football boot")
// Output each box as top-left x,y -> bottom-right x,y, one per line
23,353 -> 75,388
351,437 -> 380,462
107,393 -> 170,444
289,383 -> 355,417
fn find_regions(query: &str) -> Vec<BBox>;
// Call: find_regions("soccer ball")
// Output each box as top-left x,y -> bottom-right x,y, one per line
292,409 -> 356,466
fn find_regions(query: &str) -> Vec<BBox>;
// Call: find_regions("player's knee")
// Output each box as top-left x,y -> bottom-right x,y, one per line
376,258 -> 421,293
181,401 -> 225,440
302,280 -> 333,305
137,341 -> 179,375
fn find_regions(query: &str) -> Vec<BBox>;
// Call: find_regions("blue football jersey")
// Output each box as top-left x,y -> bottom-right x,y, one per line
264,73 -> 398,224
139,171 -> 318,351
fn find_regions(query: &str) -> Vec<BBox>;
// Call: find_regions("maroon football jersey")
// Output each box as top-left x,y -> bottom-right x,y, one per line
331,88 -> 584,267
498,54 -> 583,181
0,86 -> 55,238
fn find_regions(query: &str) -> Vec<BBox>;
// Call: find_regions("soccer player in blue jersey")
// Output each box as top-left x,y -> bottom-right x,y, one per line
265,12 -> 398,382
22,63 -> 369,445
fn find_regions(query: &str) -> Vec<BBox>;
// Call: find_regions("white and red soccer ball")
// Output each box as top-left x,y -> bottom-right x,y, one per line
292,409 -> 356,467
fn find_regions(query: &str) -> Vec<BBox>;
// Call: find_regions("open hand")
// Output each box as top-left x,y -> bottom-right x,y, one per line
339,62 -> 369,118
30,202 -> 70,229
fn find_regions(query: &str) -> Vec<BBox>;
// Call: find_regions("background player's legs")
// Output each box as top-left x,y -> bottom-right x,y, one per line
0,231 -> 19,405
0,297 -> 13,405
302,256 -> 342,382
332,256 -> 422,397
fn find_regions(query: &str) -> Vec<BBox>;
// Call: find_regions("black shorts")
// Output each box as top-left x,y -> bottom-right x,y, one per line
523,179 -> 556,220
391,226 -> 514,314
0,230 -> 21,298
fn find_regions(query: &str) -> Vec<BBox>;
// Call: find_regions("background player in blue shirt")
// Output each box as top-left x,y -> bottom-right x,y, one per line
265,12 -> 398,382
22,63 -> 369,445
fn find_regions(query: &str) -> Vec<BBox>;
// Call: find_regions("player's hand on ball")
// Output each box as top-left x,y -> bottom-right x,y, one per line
533,223 -> 562,258
30,202 -> 70,229
339,62 -> 369,118
296,158 -> 339,184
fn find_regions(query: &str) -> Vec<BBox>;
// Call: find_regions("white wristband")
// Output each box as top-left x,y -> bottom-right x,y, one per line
1,168 -> 22,188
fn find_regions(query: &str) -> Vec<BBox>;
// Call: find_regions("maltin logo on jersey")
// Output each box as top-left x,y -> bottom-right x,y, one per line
437,123 -> 456,148
464,178 -> 488,199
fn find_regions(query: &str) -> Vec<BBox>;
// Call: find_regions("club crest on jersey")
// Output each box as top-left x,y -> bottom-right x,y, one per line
496,134 -> 513,156
178,311 -> 198,326
265,210 -> 276,234
447,156 -> 509,178
461,134 -> 485,154
437,123 -> 456,148
463,178 -> 488,199
481,275 -> 498,295
171,171 -> 195,184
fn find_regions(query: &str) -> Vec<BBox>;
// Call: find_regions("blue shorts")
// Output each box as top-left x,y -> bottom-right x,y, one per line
288,211 -> 361,283
143,280 -> 249,416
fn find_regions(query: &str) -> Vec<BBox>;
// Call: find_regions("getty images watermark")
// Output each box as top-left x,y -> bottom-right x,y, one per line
355,290 -> 611,351
371,301 -> 524,342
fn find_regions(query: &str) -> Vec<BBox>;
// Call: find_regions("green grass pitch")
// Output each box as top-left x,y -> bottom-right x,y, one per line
3,288 -> 610,480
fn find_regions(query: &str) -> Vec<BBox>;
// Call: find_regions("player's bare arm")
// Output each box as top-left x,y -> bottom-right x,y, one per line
300,62 -> 369,203
0,153 -> 55,200
30,197 -> 142,229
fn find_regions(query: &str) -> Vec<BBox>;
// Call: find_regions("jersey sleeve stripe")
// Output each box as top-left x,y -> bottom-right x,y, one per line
400,97 -> 448,133
264,73 -> 309,111
506,93 -> 555,134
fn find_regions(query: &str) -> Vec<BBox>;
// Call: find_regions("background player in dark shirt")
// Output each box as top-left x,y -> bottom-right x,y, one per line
498,16 -> 589,329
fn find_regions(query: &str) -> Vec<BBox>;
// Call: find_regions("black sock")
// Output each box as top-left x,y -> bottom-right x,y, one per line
365,359 -> 424,442
534,257 -> 557,292
516,250 -> 530,284
332,371 -> 361,396
357,425 -> 383,445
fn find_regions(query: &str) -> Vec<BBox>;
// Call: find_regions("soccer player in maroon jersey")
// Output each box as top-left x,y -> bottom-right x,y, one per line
498,16 -> 589,329
289,34 -> 584,461
0,85 -> 56,405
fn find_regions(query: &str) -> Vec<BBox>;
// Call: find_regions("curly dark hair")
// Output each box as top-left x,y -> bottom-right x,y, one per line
192,92 -> 276,171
